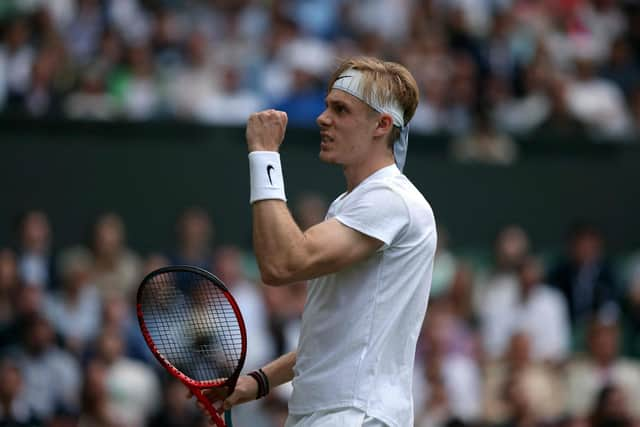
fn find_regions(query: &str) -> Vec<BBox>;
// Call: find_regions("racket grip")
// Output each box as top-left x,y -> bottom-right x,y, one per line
225,410 -> 233,427
191,387 -> 227,427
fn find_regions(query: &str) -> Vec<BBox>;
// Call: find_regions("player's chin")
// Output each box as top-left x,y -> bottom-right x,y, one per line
318,149 -> 338,164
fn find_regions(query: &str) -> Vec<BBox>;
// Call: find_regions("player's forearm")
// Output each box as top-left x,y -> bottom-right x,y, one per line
252,200 -> 308,285
261,351 -> 296,388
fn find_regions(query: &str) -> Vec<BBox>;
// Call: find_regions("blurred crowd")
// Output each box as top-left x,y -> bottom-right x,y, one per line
1,0 -> 640,161
1,197 -> 640,427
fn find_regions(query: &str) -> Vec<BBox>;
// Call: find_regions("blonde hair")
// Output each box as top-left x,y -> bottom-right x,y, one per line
328,57 -> 419,144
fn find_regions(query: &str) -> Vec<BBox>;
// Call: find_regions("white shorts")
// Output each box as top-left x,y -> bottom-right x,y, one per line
284,407 -> 388,427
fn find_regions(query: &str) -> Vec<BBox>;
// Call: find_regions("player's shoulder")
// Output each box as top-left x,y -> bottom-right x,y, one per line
362,174 -> 435,227
383,173 -> 433,215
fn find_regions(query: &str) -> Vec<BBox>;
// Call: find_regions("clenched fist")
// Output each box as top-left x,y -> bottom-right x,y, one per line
246,109 -> 288,153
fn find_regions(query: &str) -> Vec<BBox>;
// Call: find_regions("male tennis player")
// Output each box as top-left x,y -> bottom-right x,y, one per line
208,57 -> 436,427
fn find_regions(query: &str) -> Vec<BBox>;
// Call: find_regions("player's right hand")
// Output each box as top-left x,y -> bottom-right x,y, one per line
189,375 -> 260,417
246,109 -> 288,153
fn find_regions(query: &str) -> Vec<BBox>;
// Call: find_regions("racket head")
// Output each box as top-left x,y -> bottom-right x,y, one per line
136,265 -> 247,389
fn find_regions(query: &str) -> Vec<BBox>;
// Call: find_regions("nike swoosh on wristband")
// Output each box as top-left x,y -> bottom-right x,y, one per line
266,164 -> 275,186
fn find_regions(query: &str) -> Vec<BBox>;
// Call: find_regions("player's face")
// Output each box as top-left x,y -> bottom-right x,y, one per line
316,89 -> 378,166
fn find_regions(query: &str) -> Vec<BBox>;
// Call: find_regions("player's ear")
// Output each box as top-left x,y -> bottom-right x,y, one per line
374,114 -> 394,138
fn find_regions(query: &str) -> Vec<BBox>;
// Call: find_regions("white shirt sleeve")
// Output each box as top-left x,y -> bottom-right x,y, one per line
334,183 -> 409,246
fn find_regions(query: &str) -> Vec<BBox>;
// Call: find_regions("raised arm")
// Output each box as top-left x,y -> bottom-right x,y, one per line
246,110 -> 382,286
253,204 -> 382,285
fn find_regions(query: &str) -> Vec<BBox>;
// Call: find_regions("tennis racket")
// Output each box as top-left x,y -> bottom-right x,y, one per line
136,265 -> 247,427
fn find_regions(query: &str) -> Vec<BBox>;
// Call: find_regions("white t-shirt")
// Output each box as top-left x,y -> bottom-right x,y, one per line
289,165 -> 437,427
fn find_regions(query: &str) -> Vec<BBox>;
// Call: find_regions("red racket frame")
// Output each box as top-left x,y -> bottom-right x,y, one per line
136,265 -> 247,427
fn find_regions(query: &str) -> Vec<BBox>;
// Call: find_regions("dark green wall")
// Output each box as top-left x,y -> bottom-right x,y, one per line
1,119 -> 638,255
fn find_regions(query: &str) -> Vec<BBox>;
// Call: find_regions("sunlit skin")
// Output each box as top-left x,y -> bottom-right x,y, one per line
317,89 -> 396,191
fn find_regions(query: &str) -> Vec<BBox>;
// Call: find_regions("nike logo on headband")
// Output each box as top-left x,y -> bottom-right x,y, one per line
334,75 -> 353,81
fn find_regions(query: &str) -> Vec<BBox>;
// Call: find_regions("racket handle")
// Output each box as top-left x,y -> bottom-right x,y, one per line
224,410 -> 233,427
191,387 -> 227,427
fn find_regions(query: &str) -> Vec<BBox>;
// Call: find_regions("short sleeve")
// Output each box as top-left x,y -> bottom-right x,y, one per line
334,183 -> 409,246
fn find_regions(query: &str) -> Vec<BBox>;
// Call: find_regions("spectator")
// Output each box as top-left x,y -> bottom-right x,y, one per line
533,77 -> 589,138
495,372 -> 552,427
113,43 -> 161,120
256,14 -> 299,102
565,52 -> 632,139
343,0 -> 412,44
0,286 -> 44,352
446,52 -> 478,135
451,109 -> 518,165
14,210 -> 57,290
64,65 -> 118,120
577,0 -> 627,58
100,286 -> 154,366
272,38 -> 334,126
447,263 -> 477,331
40,0 -> 75,34
91,326 -> 161,427
78,358 -> 124,427
416,297 -> 482,423
417,295 -> 478,363
493,59 -> 552,134
483,256 -> 570,362
11,313 -> 81,420
149,8 -> 183,70
486,10 -> 519,81
21,44 -> 65,117
168,207 -> 214,269
405,29 -> 454,134
548,222 -> 619,333
167,31 -> 220,120
565,313 -> 640,419
105,0 -> 150,46
93,27 -> 126,77
483,332 -> 566,424
476,225 -> 530,359
43,246 -> 100,356
195,64 -> 264,125
64,0 -> 105,65
0,357 -> 41,427
90,212 -> 142,299
0,18 -> 35,113
278,0 -> 342,40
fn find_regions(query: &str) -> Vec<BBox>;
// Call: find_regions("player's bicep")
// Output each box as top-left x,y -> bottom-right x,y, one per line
289,218 -> 383,282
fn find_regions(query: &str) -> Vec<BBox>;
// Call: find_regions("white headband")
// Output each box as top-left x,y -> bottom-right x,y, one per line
331,69 -> 410,171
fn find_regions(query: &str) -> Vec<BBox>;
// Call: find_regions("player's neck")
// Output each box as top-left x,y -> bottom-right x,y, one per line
343,156 -> 395,192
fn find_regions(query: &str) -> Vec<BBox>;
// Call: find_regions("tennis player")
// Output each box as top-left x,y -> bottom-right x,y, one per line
210,57 -> 436,427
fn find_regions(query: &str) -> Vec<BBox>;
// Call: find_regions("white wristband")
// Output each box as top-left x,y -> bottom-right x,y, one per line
249,151 -> 287,204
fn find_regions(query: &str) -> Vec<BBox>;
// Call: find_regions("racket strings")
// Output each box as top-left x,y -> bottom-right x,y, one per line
140,271 -> 243,383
